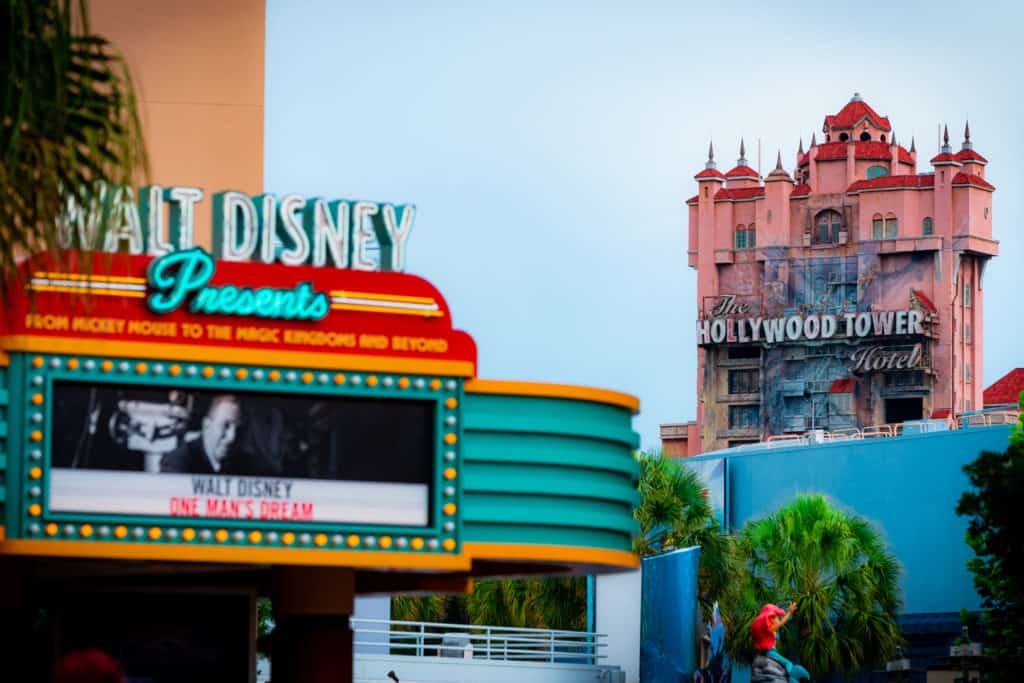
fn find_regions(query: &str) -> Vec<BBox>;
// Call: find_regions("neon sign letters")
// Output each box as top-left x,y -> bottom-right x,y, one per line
58,185 -> 415,272
147,248 -> 330,321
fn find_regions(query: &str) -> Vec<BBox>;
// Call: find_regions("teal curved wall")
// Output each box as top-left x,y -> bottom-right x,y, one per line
461,391 -> 640,554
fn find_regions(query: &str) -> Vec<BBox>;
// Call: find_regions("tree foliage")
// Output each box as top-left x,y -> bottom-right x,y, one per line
725,494 -> 903,678
1,0 -> 146,293
391,576 -> 586,632
633,451 -> 739,622
956,396 -> 1024,681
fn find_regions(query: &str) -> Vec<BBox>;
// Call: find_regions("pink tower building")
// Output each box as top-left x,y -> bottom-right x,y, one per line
664,94 -> 997,455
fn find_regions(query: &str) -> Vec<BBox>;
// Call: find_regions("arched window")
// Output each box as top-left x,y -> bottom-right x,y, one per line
880,134 -> 887,142
872,213 -> 884,239
884,212 -> 898,239
922,217 -> 933,236
839,132 -> 849,142
734,224 -> 756,249
815,210 -> 842,244
859,131 -> 871,141
866,165 -> 889,179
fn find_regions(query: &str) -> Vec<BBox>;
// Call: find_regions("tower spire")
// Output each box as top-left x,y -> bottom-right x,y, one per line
738,139 -> 747,166
910,136 -> 916,154
811,132 -> 817,147
767,149 -> 790,180
705,140 -> 717,170
962,121 -> 973,150
941,124 -> 952,154
798,137 -> 804,155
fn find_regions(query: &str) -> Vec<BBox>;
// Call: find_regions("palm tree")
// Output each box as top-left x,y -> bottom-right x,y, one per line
633,451 -> 739,622
1,0 -> 146,294
726,494 -> 903,678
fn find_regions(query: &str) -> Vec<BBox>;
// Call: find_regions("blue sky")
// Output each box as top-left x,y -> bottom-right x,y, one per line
265,1 -> 1024,448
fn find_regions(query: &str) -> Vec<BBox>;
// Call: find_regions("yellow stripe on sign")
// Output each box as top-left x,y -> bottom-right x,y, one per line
329,290 -> 438,305
330,304 -> 445,318
34,272 -> 146,284
465,379 -> 641,414
27,285 -> 146,298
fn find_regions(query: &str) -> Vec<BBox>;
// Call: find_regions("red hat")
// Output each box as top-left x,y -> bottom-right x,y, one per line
53,649 -> 124,683
751,604 -> 786,651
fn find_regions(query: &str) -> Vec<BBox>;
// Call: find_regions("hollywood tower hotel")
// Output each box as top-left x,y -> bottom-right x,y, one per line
671,94 -> 997,454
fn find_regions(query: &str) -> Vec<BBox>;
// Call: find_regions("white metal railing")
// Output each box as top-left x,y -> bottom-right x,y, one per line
721,407 -> 1019,454
351,618 -> 607,665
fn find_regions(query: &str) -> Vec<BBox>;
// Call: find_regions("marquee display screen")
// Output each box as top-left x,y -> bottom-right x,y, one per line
48,381 -> 435,527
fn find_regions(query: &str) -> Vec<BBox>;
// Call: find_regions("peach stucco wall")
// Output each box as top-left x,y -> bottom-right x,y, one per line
90,0 -> 266,250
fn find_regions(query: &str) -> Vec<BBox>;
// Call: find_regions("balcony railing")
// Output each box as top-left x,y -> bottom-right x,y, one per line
351,618 -> 607,665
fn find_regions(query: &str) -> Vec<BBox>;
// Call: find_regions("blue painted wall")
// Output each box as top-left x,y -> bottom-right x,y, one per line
690,425 -> 1012,615
640,546 -> 700,682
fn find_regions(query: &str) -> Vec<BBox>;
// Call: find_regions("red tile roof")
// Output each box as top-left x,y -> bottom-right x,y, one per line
952,172 -> 995,191
931,408 -> 951,419
685,194 -> 699,204
695,168 -> 726,180
955,149 -> 988,164
724,164 -> 760,179
829,378 -> 856,394
790,183 -> 811,198
847,174 -> 935,193
814,142 -> 848,160
911,289 -> 937,314
983,368 -> 1024,407
813,141 -> 910,162
930,152 -> 959,164
825,100 -> 892,131
714,187 -> 765,201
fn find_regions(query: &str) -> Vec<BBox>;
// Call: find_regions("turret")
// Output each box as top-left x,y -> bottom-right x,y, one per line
724,140 -> 761,188
955,121 -> 988,178
760,151 -> 793,246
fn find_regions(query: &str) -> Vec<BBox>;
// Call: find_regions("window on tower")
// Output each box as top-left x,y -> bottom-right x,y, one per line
867,165 -> 889,179
728,368 -> 760,394
884,213 -> 898,239
872,214 -> 884,240
729,404 -> 761,430
922,217 -> 934,236
814,210 -> 842,244
860,131 -> 871,141
734,224 -> 756,250
839,132 -> 849,142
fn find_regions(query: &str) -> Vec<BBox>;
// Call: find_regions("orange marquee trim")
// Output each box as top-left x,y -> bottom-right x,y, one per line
463,541 -> 640,569
465,379 -> 640,414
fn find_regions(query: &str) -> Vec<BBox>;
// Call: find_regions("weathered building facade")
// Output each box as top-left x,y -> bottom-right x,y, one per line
683,95 -> 997,453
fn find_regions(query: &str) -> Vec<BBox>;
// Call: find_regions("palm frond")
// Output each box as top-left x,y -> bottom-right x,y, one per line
1,0 -> 147,297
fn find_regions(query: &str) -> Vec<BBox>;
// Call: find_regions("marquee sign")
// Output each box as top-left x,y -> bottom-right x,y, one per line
9,249 -> 476,376
0,248 -> 475,566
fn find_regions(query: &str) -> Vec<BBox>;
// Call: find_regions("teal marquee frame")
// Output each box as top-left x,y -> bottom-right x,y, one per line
2,352 -> 462,556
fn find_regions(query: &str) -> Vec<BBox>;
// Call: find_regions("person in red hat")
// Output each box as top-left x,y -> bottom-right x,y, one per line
52,649 -> 124,683
750,602 -> 808,683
